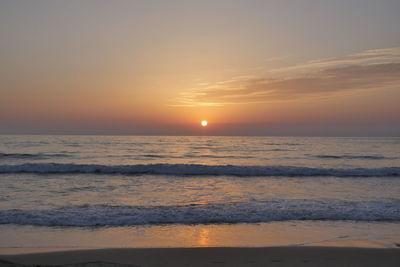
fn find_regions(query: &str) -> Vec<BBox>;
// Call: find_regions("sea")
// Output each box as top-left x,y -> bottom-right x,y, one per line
0,135 -> 399,252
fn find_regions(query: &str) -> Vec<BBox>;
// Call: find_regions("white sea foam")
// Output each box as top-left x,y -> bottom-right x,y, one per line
0,199 -> 399,227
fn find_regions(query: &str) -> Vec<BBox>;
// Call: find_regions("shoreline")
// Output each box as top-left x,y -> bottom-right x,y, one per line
1,247 -> 400,267
2,221 -> 399,250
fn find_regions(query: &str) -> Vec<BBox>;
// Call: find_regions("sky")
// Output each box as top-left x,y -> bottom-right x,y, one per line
0,0 -> 399,136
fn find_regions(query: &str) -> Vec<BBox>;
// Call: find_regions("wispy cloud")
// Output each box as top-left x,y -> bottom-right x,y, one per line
175,47 -> 400,107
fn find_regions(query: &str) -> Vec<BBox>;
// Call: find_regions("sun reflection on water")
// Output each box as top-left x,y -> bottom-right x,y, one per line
198,228 -> 210,246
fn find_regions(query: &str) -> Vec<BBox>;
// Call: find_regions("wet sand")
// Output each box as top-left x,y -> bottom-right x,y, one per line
1,247 -> 400,267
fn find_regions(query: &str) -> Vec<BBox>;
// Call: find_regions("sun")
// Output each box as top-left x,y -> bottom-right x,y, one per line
201,120 -> 208,127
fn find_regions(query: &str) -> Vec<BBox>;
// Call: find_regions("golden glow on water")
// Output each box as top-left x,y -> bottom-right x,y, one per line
198,229 -> 210,246
2,222 -> 396,252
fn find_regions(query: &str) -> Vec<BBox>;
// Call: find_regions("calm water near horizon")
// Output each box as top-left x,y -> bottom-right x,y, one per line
0,135 -> 399,251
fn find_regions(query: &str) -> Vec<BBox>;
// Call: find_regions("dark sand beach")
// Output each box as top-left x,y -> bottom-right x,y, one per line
1,247 -> 400,267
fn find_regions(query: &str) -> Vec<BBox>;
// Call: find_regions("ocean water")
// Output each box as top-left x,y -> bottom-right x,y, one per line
0,135 -> 399,249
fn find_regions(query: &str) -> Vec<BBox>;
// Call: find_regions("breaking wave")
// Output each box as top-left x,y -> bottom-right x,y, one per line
0,163 -> 399,177
0,152 -> 68,160
313,154 -> 392,160
1,199 -> 399,227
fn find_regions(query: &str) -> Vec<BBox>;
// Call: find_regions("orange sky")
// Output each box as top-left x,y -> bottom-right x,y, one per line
1,1 -> 400,135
